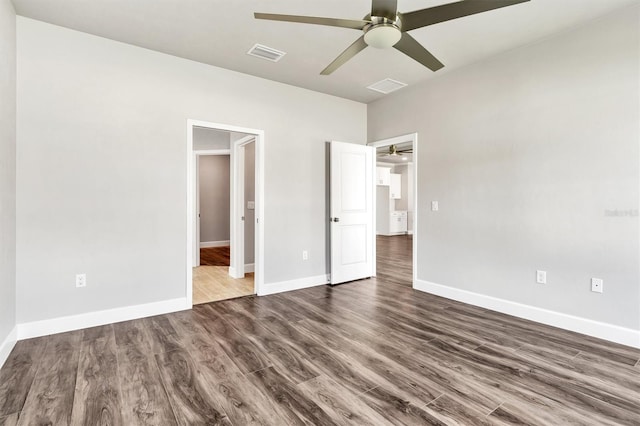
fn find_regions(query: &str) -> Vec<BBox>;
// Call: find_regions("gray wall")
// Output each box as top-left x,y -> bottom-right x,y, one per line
198,155 -> 230,243
0,0 -> 16,347
16,17 -> 366,323
244,142 -> 255,265
194,127 -> 230,151
368,7 -> 639,330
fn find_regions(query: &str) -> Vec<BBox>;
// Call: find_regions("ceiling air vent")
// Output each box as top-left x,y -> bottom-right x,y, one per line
367,78 -> 407,94
247,43 -> 286,62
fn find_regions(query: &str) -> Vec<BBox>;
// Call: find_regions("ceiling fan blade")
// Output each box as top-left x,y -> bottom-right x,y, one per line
394,33 -> 444,72
400,0 -> 530,32
254,13 -> 368,30
321,36 -> 368,75
371,0 -> 398,21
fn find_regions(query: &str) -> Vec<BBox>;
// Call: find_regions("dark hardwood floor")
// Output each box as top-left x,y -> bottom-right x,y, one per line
1,235 -> 640,425
200,246 -> 230,267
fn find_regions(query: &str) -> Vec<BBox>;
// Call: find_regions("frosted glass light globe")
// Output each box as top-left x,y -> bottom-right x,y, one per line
364,24 -> 401,49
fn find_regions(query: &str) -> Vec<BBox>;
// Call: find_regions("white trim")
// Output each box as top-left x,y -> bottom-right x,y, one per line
187,120 -> 265,308
368,133 -> 418,285
372,148 -> 377,278
200,240 -> 230,248
414,280 -> 640,349
259,275 -> 330,296
0,326 -> 17,369
245,263 -> 255,273
17,298 -> 188,340
232,135 -> 256,146
195,149 -> 231,156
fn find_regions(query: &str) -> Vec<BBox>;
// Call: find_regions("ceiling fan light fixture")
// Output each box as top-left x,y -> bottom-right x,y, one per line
364,24 -> 401,49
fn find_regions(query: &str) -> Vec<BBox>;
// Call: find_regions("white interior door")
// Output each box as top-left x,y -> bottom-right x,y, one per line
330,141 -> 374,284
194,155 -> 201,267
230,141 -> 246,278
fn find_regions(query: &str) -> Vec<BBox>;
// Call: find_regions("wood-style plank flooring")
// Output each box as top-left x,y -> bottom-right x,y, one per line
194,246 -> 254,305
200,247 -> 230,267
1,235 -> 640,425
193,266 -> 254,305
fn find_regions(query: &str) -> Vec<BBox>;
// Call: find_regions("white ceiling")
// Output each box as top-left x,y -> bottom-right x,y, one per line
12,0 -> 639,103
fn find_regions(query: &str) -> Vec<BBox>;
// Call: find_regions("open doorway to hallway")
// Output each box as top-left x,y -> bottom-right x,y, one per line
191,126 -> 257,304
369,134 -> 417,288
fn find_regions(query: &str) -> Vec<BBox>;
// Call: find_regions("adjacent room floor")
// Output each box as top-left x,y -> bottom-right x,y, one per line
1,238 -> 639,425
193,246 -> 254,304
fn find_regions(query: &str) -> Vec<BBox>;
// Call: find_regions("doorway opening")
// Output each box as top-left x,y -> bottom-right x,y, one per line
187,120 -> 264,306
368,133 -> 418,288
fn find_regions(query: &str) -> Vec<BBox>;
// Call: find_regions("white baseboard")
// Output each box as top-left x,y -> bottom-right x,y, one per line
0,326 -> 17,369
17,297 -> 189,340
259,274 -> 329,296
245,263 -> 255,273
414,280 -> 640,349
200,240 -> 230,248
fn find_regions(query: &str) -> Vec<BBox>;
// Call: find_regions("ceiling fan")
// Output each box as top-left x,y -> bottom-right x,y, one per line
255,0 -> 530,75
378,144 -> 413,157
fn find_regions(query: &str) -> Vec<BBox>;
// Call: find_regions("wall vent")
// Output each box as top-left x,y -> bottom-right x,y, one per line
367,78 -> 408,94
247,43 -> 286,62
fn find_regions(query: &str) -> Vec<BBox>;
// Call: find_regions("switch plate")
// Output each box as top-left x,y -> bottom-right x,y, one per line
591,278 -> 603,293
247,201 -> 255,210
302,250 -> 308,260
431,201 -> 439,212
76,273 -> 86,288
536,270 -> 546,284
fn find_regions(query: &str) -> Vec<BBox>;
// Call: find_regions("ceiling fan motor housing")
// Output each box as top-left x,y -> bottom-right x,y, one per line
364,15 -> 402,49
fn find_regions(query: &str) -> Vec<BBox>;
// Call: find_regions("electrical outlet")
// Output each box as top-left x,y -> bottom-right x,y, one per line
302,250 -> 308,260
536,270 -> 546,284
591,278 -> 603,293
76,273 -> 86,288
431,201 -> 439,212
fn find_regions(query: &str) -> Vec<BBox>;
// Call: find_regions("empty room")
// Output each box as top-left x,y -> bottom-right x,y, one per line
1,0 -> 639,425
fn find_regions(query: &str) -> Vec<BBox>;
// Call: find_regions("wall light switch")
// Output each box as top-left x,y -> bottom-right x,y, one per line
431,201 -> 439,212
247,201 -> 255,210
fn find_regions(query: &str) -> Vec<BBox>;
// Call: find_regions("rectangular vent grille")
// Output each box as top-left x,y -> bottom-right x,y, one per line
247,43 -> 286,62
367,78 -> 408,94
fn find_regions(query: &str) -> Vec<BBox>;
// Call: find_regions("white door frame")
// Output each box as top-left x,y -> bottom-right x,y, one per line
194,149 -> 231,267
367,133 -> 418,288
186,119 -> 265,307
